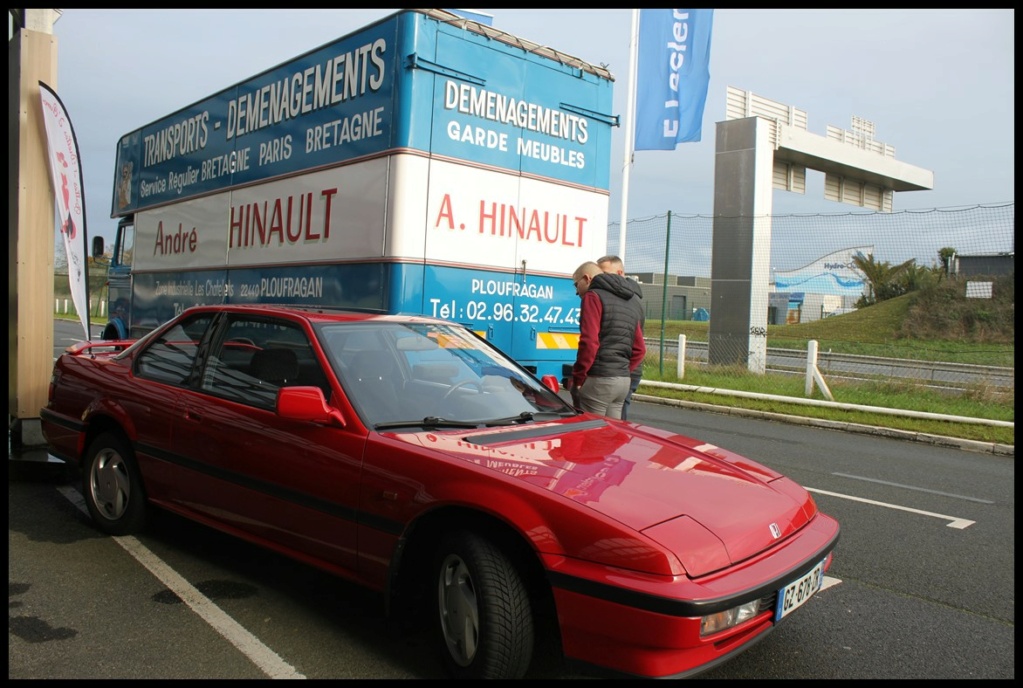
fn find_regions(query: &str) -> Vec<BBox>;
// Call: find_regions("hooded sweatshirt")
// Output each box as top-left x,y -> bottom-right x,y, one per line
572,272 -> 646,388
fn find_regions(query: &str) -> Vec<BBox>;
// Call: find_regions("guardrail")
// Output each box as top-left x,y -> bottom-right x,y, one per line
647,337 -> 1014,393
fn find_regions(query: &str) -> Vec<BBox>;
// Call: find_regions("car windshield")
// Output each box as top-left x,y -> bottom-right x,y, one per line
315,321 -> 574,427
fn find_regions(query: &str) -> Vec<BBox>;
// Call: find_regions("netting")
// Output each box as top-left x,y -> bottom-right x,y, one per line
609,203 -> 1014,279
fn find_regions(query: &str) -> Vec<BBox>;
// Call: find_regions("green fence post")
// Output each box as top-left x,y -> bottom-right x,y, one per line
659,211 -> 671,377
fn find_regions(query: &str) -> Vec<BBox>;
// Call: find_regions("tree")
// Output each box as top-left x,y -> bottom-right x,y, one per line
54,232 -> 69,273
937,247 -> 957,277
901,262 -> 937,292
852,252 -> 916,306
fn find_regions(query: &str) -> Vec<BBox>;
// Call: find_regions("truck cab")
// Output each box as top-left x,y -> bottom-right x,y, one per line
100,215 -> 135,339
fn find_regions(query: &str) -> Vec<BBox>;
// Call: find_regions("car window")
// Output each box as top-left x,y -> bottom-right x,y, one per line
316,321 -> 570,425
200,316 -> 330,410
135,315 -> 214,385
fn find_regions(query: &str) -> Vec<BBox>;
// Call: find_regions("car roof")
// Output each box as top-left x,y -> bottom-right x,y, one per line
179,304 -> 454,327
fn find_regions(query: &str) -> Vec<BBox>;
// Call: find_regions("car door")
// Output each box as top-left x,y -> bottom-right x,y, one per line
129,312 -> 217,491
172,313 -> 365,574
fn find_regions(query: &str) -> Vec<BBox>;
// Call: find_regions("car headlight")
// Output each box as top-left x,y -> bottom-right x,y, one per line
700,599 -> 763,636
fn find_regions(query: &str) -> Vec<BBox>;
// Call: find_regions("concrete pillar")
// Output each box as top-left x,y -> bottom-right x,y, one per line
709,116 -> 774,374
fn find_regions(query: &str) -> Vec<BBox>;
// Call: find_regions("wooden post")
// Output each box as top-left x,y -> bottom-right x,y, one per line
9,12 -> 59,448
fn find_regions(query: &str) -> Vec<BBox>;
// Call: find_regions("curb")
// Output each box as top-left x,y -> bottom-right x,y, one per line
8,447 -> 78,483
633,394 -> 1014,457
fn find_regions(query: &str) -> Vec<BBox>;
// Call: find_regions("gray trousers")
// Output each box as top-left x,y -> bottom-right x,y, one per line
577,376 -> 632,420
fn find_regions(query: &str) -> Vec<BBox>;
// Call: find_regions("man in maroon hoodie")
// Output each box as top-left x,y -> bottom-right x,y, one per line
569,261 -> 646,419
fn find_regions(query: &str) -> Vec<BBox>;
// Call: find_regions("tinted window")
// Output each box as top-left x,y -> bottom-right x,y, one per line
201,316 -> 330,410
136,314 -> 214,385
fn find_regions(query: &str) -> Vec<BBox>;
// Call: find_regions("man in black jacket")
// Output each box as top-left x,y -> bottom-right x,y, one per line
569,261 -> 645,419
598,255 -> 644,419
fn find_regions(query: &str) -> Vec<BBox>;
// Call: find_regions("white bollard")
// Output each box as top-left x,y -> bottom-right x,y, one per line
806,340 -> 818,397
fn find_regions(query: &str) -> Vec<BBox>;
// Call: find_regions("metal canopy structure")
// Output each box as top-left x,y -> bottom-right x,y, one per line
725,86 -> 933,211
709,87 -> 934,373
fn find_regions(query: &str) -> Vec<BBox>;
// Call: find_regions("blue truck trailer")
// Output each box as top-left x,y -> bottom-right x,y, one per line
102,8 -> 616,379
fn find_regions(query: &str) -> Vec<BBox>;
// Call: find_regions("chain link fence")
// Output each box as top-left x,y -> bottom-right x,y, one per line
607,203 -> 1014,403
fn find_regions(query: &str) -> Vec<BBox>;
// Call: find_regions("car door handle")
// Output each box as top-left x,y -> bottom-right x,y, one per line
184,409 -> 203,423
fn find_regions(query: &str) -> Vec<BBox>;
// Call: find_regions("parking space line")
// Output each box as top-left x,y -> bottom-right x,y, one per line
57,485 -> 306,679
831,473 -> 994,504
807,487 -> 976,529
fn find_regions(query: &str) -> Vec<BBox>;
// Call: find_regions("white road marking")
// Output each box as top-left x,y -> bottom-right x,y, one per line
57,485 -> 306,679
821,575 -> 841,591
831,473 -> 994,504
807,487 -> 975,529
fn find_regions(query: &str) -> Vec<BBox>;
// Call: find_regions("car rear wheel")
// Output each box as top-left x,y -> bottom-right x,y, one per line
433,530 -> 534,679
83,431 -> 148,535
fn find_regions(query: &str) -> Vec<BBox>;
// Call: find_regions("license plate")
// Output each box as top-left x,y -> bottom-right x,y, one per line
775,558 -> 825,621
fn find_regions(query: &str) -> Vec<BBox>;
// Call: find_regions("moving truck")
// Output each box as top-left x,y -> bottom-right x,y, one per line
102,8 -> 615,379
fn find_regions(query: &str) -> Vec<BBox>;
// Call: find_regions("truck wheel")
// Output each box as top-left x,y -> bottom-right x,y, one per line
101,323 -> 119,340
433,530 -> 534,679
83,432 -> 148,535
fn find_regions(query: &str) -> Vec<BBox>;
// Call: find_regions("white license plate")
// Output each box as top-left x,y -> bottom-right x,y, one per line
775,558 -> 825,621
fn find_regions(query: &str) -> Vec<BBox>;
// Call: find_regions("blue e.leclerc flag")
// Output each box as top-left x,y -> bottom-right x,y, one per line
635,9 -> 714,151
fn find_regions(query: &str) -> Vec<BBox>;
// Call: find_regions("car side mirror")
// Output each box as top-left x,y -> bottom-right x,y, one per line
541,374 -> 560,394
92,235 -> 104,258
277,386 -> 345,427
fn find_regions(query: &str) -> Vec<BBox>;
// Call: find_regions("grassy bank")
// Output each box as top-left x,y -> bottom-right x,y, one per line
638,288 -> 1013,446
636,366 -> 1013,446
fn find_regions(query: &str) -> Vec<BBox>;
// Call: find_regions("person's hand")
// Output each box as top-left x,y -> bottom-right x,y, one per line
570,384 -> 582,411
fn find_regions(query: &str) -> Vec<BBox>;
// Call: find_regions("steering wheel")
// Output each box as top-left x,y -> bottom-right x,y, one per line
442,379 -> 484,400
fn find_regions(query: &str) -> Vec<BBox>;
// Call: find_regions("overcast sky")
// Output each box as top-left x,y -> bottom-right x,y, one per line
42,8 -> 1015,245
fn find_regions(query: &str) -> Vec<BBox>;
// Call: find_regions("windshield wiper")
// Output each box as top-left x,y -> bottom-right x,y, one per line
372,416 -> 484,430
483,411 -> 569,426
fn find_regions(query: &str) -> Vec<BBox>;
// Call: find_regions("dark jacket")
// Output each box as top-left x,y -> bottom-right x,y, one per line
620,277 -> 645,381
572,272 -> 645,387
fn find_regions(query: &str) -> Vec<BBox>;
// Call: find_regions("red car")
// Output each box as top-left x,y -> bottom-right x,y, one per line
41,304 -> 839,679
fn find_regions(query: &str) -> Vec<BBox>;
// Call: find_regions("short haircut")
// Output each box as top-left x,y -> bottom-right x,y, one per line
573,261 -> 603,281
597,255 -> 624,273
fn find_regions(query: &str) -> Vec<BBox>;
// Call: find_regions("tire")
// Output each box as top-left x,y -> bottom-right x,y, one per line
433,530 -> 534,679
82,432 -> 148,536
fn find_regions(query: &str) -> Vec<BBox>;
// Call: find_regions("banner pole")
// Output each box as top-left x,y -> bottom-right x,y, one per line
618,8 -> 640,266
39,81 -> 91,341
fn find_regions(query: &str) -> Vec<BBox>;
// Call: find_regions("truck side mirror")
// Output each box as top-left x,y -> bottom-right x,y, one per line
92,235 -> 104,258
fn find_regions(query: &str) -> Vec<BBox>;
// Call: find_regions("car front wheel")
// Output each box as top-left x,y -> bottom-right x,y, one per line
83,431 -> 148,536
433,530 -> 534,679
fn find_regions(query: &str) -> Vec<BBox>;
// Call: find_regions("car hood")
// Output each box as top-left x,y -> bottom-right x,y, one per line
398,418 -> 816,573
